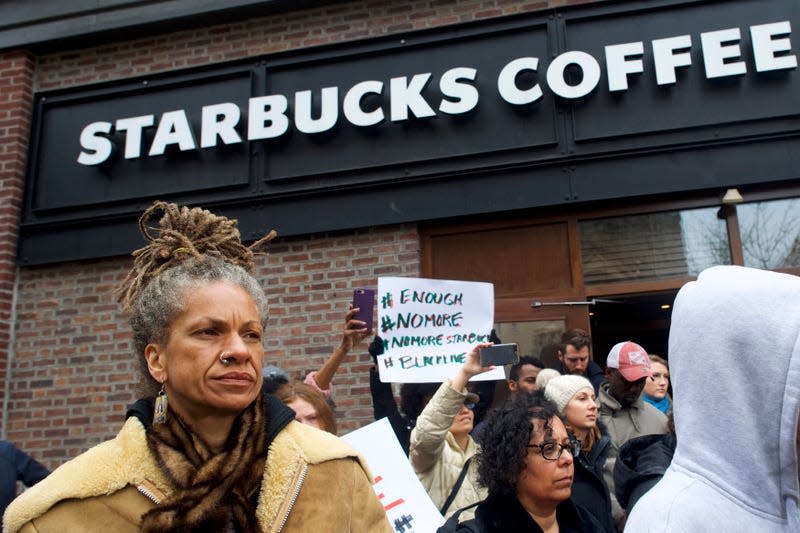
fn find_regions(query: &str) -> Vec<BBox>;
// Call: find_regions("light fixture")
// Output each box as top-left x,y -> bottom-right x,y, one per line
721,188 -> 744,205
660,304 -> 671,310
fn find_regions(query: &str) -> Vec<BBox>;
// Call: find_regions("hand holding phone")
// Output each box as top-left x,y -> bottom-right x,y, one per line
352,288 -> 375,333
479,343 -> 520,366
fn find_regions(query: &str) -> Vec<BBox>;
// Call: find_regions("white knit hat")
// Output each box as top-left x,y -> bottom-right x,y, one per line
544,375 -> 594,414
535,368 -> 561,391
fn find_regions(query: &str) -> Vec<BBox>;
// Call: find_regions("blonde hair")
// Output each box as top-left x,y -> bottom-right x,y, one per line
275,382 -> 338,434
567,422 -> 601,453
649,354 -> 669,369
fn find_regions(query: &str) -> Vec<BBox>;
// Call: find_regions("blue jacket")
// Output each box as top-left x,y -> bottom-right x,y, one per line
0,441 -> 49,528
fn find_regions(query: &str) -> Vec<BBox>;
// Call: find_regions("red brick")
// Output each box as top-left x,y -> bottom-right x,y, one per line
1,0 -> 592,464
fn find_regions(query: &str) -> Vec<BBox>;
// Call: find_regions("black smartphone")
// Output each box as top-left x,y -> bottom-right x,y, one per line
352,288 -> 375,333
479,343 -> 519,366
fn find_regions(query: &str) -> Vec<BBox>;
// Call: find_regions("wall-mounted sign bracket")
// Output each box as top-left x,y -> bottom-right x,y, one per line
531,298 -> 622,308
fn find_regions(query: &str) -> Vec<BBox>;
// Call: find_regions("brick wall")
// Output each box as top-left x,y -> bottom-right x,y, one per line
35,0 -> 595,90
7,224 -> 419,466
0,50 -> 34,435
3,0 -> 606,466
260,225 -> 421,434
9,258 -> 132,460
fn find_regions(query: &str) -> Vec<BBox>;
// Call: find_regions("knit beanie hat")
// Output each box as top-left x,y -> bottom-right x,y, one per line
544,375 -> 594,414
535,368 -> 561,391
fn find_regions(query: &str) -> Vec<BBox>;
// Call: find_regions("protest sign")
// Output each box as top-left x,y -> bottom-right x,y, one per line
376,277 -> 504,383
343,418 -> 445,533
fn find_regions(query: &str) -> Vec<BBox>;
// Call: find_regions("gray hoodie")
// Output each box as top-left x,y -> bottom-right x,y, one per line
625,266 -> 800,532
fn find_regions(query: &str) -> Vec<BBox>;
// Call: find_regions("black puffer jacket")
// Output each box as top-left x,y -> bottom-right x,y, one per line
570,428 -> 615,533
613,433 -> 677,512
445,493 -> 606,533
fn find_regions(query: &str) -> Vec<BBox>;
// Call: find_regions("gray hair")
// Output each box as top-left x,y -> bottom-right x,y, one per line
129,256 -> 269,395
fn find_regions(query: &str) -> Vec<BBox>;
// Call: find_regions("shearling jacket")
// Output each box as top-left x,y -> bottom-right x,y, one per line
3,403 -> 392,533
409,380 -> 486,520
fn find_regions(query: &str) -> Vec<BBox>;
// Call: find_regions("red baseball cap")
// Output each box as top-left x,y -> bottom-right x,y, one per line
606,341 -> 652,382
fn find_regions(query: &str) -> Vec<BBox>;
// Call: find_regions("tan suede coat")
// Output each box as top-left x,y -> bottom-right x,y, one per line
3,418 -> 392,533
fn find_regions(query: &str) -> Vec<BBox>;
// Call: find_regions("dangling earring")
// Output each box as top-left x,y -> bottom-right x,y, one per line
153,383 -> 168,425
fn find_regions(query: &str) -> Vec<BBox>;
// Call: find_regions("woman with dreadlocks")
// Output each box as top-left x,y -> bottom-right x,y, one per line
3,201 -> 392,533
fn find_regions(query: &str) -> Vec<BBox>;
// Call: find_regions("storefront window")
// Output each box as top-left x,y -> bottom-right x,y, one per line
738,198 -> 800,269
493,320 -> 564,365
579,208 -> 730,285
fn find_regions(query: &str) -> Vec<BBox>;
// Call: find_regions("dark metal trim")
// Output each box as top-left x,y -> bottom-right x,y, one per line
0,0 -> 346,53
15,0 -> 800,264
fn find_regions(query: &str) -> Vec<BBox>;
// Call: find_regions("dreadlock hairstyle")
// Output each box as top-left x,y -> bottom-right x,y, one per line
116,200 -> 276,308
116,200 -> 276,396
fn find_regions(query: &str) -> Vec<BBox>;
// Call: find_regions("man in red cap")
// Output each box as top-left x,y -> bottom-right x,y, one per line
598,341 -> 669,531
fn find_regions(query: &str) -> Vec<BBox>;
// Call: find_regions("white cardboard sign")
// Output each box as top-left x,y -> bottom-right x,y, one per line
376,277 -> 504,383
343,418 -> 445,533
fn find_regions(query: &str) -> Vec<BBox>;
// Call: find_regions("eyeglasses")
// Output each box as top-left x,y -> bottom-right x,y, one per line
526,440 -> 580,461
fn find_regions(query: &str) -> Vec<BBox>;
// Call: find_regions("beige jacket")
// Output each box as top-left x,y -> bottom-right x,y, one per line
409,380 -> 486,519
3,417 -> 392,533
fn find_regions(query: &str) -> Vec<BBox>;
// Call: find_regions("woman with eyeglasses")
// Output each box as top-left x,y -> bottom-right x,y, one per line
409,343 -> 494,519
546,375 -> 616,533
447,392 -> 604,532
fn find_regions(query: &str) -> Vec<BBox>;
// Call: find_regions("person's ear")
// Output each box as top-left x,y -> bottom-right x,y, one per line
144,344 -> 167,384
557,350 -> 564,362
508,379 -> 518,393
604,367 -> 612,379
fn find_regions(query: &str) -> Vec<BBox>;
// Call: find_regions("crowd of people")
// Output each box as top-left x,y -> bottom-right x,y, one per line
1,201 -> 798,533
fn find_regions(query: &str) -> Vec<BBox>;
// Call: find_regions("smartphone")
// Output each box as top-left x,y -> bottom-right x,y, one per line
479,343 -> 519,366
352,288 -> 375,333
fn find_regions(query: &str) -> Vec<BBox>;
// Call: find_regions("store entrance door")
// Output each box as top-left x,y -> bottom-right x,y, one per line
491,290 -> 675,375
589,291 -> 677,362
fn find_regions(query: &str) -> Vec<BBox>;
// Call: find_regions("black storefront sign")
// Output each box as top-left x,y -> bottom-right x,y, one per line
19,0 -> 800,264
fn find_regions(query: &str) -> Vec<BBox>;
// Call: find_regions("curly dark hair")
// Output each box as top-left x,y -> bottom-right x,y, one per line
476,391 -> 561,497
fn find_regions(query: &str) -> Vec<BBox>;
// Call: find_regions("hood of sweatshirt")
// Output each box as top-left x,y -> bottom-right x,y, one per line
668,265 -> 800,524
